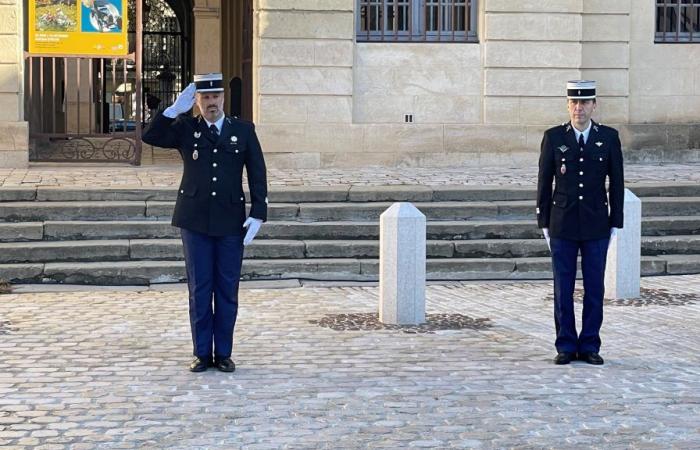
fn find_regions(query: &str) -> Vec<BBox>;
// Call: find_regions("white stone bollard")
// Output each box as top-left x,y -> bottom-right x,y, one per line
605,188 -> 642,299
379,202 -> 426,325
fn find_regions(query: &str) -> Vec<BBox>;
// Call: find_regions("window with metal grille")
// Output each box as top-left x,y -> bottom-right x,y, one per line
356,0 -> 478,42
656,0 -> 700,42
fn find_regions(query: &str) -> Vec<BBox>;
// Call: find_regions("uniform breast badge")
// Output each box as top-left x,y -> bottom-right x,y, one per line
557,145 -> 568,153
595,142 -> 603,147
194,132 -> 201,139
192,150 -> 199,160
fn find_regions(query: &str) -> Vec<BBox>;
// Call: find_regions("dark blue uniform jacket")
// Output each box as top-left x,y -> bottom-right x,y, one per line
537,120 -> 624,240
143,113 -> 268,236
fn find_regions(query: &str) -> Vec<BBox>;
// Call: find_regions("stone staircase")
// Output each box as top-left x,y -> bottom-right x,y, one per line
1,183 -> 699,285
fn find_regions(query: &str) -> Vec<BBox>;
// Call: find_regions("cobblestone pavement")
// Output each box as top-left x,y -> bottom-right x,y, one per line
0,162 -> 698,188
0,275 -> 699,449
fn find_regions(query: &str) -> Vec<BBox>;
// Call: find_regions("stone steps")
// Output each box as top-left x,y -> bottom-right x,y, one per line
1,216 -> 698,243
2,236 -> 700,264
1,255 -> 698,285
1,182 -> 699,285
3,182 -> 700,202
3,197 -> 700,222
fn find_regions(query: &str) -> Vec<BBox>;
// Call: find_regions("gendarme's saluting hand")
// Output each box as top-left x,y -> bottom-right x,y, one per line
163,83 -> 196,118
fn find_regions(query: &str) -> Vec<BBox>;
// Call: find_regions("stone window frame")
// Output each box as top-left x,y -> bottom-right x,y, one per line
356,0 -> 478,43
655,0 -> 700,43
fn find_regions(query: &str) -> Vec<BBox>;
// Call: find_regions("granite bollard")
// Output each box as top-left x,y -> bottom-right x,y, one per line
605,188 -> 642,299
379,202 -> 426,325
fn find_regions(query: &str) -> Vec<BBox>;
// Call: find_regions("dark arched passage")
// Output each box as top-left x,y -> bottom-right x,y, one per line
128,0 -> 194,121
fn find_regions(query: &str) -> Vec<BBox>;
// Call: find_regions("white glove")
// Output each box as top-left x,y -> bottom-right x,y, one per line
163,83 -> 196,118
608,227 -> 619,248
543,228 -> 551,251
243,217 -> 263,246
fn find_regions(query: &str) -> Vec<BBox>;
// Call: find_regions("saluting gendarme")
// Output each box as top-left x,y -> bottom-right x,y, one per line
143,73 -> 268,373
537,80 -> 625,366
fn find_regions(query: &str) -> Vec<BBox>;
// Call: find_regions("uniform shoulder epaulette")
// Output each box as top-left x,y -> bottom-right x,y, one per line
595,121 -> 618,133
227,115 -> 255,127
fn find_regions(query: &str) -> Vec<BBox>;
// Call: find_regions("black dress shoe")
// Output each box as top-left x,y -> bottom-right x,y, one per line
554,352 -> 575,365
189,357 -> 212,372
579,352 -> 604,365
215,357 -> 236,373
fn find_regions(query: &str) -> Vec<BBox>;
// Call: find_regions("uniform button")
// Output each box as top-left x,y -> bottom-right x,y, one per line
599,157 -> 603,161
212,192 -> 217,196
212,163 -> 217,168
579,157 -> 583,162
579,171 -> 583,175
579,183 -> 583,188
605,202 -> 608,206
213,149 -> 218,153
561,158 -> 565,161
212,177 -> 217,182
240,197 -> 245,201
553,201 -> 556,205
579,195 -> 583,200
235,150 -> 239,154
180,189 -> 184,194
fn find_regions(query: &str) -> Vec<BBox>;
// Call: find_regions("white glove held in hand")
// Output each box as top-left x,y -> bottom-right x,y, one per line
608,227 -> 619,249
543,228 -> 551,251
243,217 -> 263,246
163,83 -> 196,118
610,227 -> 619,239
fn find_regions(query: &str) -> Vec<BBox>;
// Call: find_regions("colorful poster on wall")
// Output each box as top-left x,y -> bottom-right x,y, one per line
28,0 -> 128,56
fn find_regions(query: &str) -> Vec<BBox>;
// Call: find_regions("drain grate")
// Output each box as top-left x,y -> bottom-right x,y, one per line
310,313 -> 493,334
544,287 -> 699,307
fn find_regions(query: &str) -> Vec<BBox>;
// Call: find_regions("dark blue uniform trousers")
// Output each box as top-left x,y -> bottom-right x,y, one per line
180,228 -> 244,360
550,237 -> 609,354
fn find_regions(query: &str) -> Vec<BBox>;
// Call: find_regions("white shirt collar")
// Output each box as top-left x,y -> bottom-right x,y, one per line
204,114 -> 225,134
573,121 -> 592,144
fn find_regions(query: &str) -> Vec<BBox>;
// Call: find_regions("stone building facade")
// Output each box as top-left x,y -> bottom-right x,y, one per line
0,0 -> 26,168
2,0 -> 699,168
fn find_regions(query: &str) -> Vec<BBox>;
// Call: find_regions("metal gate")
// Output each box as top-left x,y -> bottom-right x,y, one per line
26,54 -> 142,163
25,0 -> 189,164
135,0 -> 189,123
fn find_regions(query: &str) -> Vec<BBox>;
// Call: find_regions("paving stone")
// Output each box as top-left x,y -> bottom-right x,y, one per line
2,164 -> 697,189
22,276 -> 691,446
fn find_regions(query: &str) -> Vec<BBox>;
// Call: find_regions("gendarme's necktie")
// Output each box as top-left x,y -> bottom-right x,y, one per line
578,133 -> 585,151
210,124 -> 219,136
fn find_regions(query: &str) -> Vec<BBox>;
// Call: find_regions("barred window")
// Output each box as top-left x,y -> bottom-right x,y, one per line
656,0 -> 700,42
356,0 -> 478,42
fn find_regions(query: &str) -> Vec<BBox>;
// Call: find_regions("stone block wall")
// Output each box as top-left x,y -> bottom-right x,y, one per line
629,0 -> 700,124
256,0 -> 355,167
252,0 -> 700,168
581,0 -> 630,125
0,0 -> 27,168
